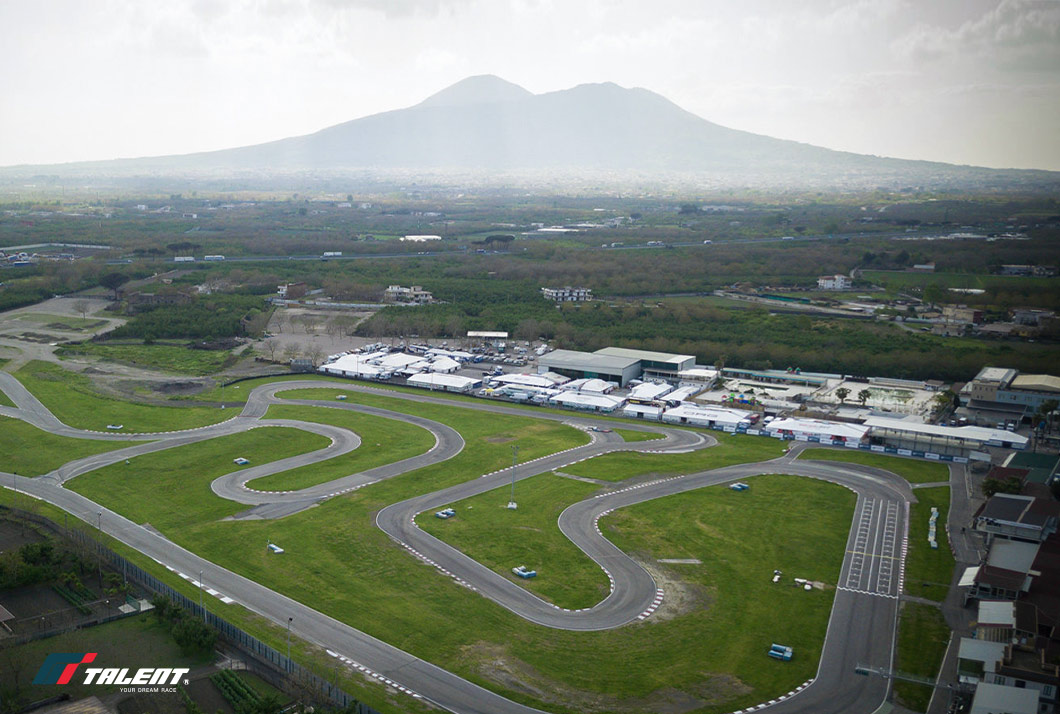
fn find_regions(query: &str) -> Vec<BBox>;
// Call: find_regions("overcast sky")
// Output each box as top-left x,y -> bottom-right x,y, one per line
2,0 -> 1058,170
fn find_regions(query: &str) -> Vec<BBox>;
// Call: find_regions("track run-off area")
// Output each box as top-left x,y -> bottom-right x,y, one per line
0,371 -> 914,714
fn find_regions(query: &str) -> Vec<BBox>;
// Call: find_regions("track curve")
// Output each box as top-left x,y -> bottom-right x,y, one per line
0,373 -> 912,713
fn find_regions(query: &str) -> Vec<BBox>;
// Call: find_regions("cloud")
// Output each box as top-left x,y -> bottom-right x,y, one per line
895,0 -> 1060,71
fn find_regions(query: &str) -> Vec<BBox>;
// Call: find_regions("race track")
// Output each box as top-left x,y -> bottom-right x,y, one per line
0,372 -> 910,714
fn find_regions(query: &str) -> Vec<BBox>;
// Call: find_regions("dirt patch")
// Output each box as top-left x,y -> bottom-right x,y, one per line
153,381 -> 206,395
14,332 -> 58,343
460,642 -> 747,714
631,554 -> 713,623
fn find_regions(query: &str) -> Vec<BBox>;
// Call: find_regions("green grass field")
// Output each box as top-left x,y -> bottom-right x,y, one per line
7,383 -> 859,713
894,602 -> 951,712
0,389 -> 14,407
15,361 -> 235,432
67,427 -> 331,527
419,473 -> 605,607
798,448 -> 950,484
614,428 -> 664,443
905,487 -> 954,601
248,404 -> 435,490
57,341 -> 237,375
0,416 -> 146,476
12,312 -> 110,331
563,432 -> 785,482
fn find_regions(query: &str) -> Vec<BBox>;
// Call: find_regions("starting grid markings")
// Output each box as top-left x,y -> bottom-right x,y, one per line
164,565 -> 235,604
843,496 -> 902,597
325,649 -> 422,701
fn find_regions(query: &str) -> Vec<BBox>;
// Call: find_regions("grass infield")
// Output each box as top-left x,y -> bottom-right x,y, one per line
0,416 -> 146,477
905,487 -> 954,602
798,448 -> 949,484
15,361 -> 234,432
562,431 -> 785,482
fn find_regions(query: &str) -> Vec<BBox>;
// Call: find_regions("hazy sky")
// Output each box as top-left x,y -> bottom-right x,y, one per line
2,0 -> 1059,170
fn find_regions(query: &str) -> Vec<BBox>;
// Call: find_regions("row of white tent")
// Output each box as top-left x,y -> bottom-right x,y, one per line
319,349 -> 465,380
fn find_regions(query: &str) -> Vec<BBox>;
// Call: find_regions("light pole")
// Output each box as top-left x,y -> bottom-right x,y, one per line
507,445 -> 518,510
96,511 -> 103,587
286,617 -> 293,671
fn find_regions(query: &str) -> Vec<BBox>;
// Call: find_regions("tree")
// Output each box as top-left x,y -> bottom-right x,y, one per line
305,345 -> 324,366
171,615 -> 217,655
99,272 -> 128,300
858,389 -> 871,406
282,343 -> 301,362
835,387 -> 850,404
262,338 -> 279,361
72,299 -> 90,319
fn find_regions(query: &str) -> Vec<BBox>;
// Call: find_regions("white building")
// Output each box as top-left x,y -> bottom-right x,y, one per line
969,681 -> 1038,714
547,392 -> 625,412
764,418 -> 869,443
318,355 -> 391,380
428,357 -> 461,373
384,285 -> 434,304
541,286 -> 593,302
562,378 -> 617,394
407,373 -> 481,393
628,382 -> 674,403
400,234 -> 442,242
817,274 -> 852,290
623,403 -> 663,420
661,404 -> 753,429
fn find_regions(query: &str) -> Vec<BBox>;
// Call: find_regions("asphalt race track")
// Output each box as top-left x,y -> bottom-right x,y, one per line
0,372 -> 911,714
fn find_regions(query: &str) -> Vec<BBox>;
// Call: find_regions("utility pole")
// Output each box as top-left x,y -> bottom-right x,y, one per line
97,511 -> 103,587
286,617 -> 293,671
507,445 -> 519,510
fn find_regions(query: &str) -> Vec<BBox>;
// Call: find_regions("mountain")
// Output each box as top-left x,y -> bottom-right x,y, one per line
5,76 -> 1058,189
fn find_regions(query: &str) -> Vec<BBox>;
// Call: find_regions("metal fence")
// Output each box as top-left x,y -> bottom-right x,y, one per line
2,507 -> 380,714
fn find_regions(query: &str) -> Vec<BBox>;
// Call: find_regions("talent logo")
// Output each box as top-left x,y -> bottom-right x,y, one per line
33,653 -> 189,688
33,653 -> 98,685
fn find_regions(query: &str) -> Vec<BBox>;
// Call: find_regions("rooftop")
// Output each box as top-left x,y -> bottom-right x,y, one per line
977,599 -> 1016,627
975,366 -> 1018,385
1010,374 -> 1060,393
539,349 -> 640,371
969,681 -> 1038,714
987,539 -> 1041,573
594,346 -> 695,366
979,494 -> 1054,530
863,417 -> 1029,447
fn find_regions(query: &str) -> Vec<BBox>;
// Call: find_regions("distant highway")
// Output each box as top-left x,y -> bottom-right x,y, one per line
0,373 -> 911,714
98,228 -> 942,266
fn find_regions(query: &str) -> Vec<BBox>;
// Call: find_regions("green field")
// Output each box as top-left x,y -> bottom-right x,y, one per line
8,383 -> 857,713
614,428 -> 664,443
798,448 -> 950,484
0,416 -> 146,476
563,432 -> 785,482
905,487 -> 954,601
0,389 -> 14,407
15,361 -> 235,432
249,404 -> 435,490
12,312 -> 110,331
57,341 -> 238,375
894,602 -> 951,712
67,427 -> 331,527
420,473 -> 605,607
